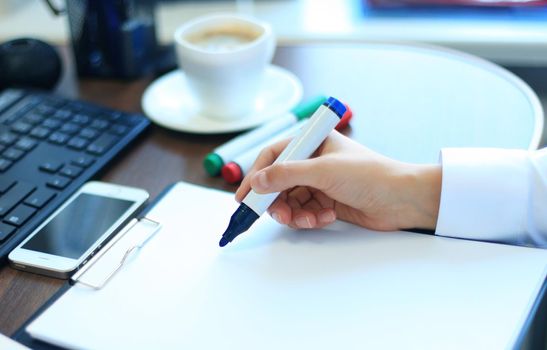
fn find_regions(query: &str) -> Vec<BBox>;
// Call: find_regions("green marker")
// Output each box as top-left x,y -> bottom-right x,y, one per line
203,95 -> 326,176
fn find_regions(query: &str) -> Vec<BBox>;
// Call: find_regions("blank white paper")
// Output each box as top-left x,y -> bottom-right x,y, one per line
27,182 -> 547,349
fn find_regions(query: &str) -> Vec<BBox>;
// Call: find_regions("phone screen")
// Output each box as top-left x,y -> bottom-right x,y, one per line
22,193 -> 134,259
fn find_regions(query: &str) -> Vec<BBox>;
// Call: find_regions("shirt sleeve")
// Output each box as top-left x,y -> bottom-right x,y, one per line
435,147 -> 547,248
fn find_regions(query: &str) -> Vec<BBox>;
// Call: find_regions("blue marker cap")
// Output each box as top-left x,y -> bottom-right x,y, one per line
323,97 -> 346,119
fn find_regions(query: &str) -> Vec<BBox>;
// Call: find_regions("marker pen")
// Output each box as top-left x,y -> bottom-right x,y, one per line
221,103 -> 353,184
203,95 -> 326,176
219,97 -> 346,247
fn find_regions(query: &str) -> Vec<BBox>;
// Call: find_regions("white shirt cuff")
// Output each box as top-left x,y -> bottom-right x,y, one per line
436,148 -> 530,246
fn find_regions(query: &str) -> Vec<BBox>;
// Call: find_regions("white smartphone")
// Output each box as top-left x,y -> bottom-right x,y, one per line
9,181 -> 149,279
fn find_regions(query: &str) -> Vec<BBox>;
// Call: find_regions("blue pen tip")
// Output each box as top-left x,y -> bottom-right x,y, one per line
219,203 -> 260,248
219,237 -> 229,247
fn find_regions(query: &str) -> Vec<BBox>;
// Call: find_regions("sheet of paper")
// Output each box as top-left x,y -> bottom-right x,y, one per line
0,333 -> 29,350
26,182 -> 547,349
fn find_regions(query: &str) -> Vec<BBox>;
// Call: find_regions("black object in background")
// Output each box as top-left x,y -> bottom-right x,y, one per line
0,38 -> 62,91
65,0 -> 159,79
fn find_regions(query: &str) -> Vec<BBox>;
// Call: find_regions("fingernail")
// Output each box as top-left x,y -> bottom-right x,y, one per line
319,211 -> 336,224
272,212 -> 282,223
295,216 -> 312,229
256,171 -> 269,190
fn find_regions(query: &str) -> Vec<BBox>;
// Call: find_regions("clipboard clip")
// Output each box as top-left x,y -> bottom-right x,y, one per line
71,217 -> 161,290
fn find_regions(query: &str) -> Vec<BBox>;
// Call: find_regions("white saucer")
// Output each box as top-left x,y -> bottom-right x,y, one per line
141,65 -> 303,134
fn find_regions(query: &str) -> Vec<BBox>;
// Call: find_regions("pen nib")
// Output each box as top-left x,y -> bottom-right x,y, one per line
219,237 -> 229,247
218,203 -> 259,248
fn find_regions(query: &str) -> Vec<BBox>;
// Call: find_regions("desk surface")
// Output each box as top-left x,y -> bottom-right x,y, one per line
0,44 -> 545,341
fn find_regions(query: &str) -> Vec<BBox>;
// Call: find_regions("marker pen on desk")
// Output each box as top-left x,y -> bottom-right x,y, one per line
203,95 -> 326,176
221,103 -> 353,184
219,97 -> 346,247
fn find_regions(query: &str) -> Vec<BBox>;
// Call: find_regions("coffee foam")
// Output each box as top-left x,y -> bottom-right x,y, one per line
184,24 -> 263,53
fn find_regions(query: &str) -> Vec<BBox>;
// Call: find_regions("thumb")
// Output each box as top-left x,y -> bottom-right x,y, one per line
251,159 -> 328,194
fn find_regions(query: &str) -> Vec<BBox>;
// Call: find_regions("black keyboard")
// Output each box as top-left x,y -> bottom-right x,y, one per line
0,89 -> 150,262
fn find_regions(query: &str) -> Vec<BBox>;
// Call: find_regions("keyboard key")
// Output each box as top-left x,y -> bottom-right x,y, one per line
23,112 -> 45,125
0,103 -> 29,125
11,121 -> 32,134
48,132 -> 69,145
90,119 -> 109,131
0,90 -> 23,115
30,126 -> 52,139
4,204 -> 36,227
3,148 -> 24,161
72,114 -> 90,125
1,95 -> 41,122
34,104 -> 56,116
0,158 -> 13,172
0,222 -> 16,242
60,123 -> 80,135
53,109 -> 72,120
0,180 -> 15,194
67,137 -> 88,150
120,114 -> 141,126
39,161 -> 63,173
44,96 -> 65,109
24,188 -> 56,208
0,109 -> 23,125
105,111 -> 123,122
22,95 -> 43,107
59,165 -> 83,178
72,155 -> 95,168
14,137 -> 37,151
0,132 -> 17,145
0,182 -> 35,216
42,118 -> 62,129
47,176 -> 71,190
86,133 -> 118,155
110,124 -> 128,135
79,128 -> 99,140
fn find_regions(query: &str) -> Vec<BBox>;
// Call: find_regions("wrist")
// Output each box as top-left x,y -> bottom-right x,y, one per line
395,163 -> 442,230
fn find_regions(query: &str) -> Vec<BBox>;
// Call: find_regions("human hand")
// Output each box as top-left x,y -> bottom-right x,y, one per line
235,131 -> 441,231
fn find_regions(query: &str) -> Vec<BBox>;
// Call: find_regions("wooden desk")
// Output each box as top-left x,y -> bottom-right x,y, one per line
0,44 -> 544,342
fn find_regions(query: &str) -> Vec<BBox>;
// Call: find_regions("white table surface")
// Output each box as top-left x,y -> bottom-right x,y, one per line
273,43 -> 543,164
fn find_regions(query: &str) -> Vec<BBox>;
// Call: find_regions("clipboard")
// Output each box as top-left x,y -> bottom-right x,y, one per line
13,183 -> 178,350
71,216 -> 161,290
12,182 -> 547,350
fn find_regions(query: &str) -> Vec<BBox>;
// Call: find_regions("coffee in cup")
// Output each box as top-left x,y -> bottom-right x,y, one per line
185,26 -> 261,52
174,14 -> 275,120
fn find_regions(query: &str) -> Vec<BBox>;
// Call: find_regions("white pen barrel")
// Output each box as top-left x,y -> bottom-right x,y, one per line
243,104 -> 341,215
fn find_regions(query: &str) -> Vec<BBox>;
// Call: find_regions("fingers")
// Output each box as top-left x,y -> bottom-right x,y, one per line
250,159 -> 328,195
236,131 -> 364,202
235,138 -> 292,202
267,188 -> 337,229
268,194 -> 291,224
278,207 -> 336,229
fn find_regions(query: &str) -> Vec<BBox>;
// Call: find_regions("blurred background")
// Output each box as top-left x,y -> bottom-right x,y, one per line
1,0 -> 546,89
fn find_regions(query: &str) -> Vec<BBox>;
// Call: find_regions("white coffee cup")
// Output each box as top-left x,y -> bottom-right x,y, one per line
174,13 -> 275,120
